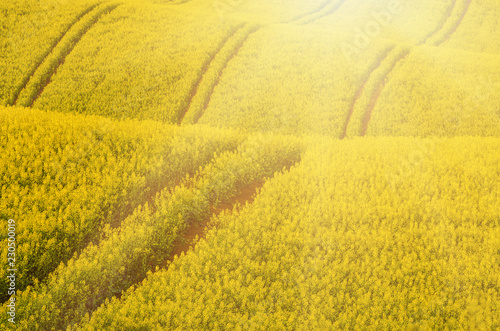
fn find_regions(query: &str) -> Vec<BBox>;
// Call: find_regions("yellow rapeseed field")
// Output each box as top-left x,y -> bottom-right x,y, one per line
80,138 -> 500,330
0,106 -> 243,302
1,0 -> 499,329
0,0 -> 101,105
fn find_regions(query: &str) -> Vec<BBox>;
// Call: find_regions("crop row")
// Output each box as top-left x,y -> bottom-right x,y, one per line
3,133 -> 304,330
80,136 -> 500,330
30,1 -> 239,123
366,45 -> 500,137
14,2 -> 121,108
0,106 -> 244,301
440,0 -> 500,53
0,0 -> 101,106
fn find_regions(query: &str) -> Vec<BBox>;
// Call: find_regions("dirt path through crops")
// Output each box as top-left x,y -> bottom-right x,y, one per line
296,0 -> 347,25
422,0 -> 458,44
192,25 -> 261,124
340,46 -> 394,139
286,0 -> 332,24
303,0 -> 348,25
165,180 -> 264,264
360,48 -> 410,136
25,3 -> 121,107
177,24 -> 244,124
436,0 -> 472,46
348,0 -> 473,135
8,3 -> 100,106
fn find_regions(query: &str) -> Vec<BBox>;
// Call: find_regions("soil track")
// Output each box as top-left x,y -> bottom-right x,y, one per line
177,24 -> 245,124
359,0 -> 471,134
286,0 -> 332,24
422,0 -> 458,44
340,46 -> 394,139
295,0 -> 348,25
164,181 -> 264,264
26,3 -> 120,108
8,3 -> 101,106
302,0 -> 348,25
191,25 -> 261,124
436,0 -> 472,46
361,48 -> 411,136
358,0 -> 472,134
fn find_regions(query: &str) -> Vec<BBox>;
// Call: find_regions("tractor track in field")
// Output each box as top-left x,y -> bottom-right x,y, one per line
301,0 -> 348,25
286,0 -> 332,24
13,2 -> 121,108
294,0 -> 348,25
193,25 -> 261,124
26,3 -> 120,108
360,48 -> 411,136
181,25 -> 261,125
340,46 -> 394,139
436,0 -> 472,46
164,180 -> 264,266
353,0 -> 470,136
422,0 -> 472,46
8,3 -> 101,106
177,24 -> 245,124
421,0 -> 458,44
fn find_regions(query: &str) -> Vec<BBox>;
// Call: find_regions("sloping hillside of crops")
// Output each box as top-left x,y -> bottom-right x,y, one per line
0,106 -> 243,302
8,132 -> 303,330
440,0 -> 500,53
1,0 -> 499,329
196,25 -> 395,136
28,2 -> 241,123
364,47 -> 500,137
82,137 -> 500,330
0,0 -> 101,105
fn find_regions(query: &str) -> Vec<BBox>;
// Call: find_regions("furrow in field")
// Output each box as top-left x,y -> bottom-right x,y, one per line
181,25 -> 262,125
177,24 -> 245,124
434,0 -> 473,46
351,0 -> 473,136
8,134 -> 303,331
343,0 -> 472,137
295,0 -> 348,25
340,46 -> 394,139
164,180 -> 265,266
7,3 -> 101,106
14,2 -> 121,108
356,0 -> 473,136
285,0 -> 332,24
421,0 -> 458,44
360,47 -> 411,136
342,45 -> 412,138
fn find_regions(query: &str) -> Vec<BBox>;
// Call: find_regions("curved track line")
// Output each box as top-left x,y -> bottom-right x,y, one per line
436,0 -> 472,46
360,0 -> 472,135
354,0 -> 464,135
286,0 -> 332,24
361,48 -> 411,136
299,0 -> 348,25
421,0 -> 458,45
192,26 -> 261,124
165,180 -> 264,265
340,47 -> 394,139
24,3 -> 120,108
8,3 -> 101,106
177,24 -> 245,124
